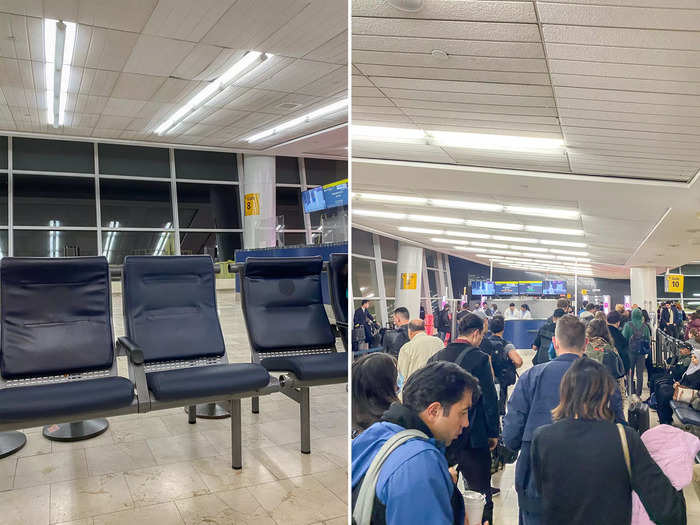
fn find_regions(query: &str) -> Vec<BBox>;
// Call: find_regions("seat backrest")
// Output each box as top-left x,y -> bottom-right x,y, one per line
122,255 -> 225,363
0,256 -> 115,379
328,253 -> 348,325
241,256 -> 335,353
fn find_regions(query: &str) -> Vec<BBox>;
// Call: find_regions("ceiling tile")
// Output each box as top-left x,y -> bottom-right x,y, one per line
111,72 -> 167,100
123,34 -> 195,76
296,67 -> 347,97
151,77 -> 200,103
304,30 -> 347,64
77,0 -> 159,32
83,27 -> 140,71
76,68 -> 120,96
0,13 -> 31,60
353,0 -> 536,23
102,97 -> 146,117
256,60 -> 341,92
142,0 -> 236,42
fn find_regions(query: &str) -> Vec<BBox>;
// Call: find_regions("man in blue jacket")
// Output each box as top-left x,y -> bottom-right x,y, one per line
503,315 -> 626,525
352,361 -> 481,525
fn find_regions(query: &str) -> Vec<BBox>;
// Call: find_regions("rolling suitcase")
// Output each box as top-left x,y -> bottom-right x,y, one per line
628,400 -> 650,434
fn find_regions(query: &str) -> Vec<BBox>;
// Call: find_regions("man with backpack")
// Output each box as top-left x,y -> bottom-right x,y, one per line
488,316 -> 523,415
351,361 -> 480,525
623,307 -> 652,396
531,309 -> 563,366
429,313 -> 500,525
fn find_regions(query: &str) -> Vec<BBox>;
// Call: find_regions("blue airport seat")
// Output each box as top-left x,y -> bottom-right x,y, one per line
328,253 -> 349,351
261,352 -> 348,381
670,400 -> 700,427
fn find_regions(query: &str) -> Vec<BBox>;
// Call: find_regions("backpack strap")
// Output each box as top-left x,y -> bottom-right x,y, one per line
616,423 -> 631,479
352,429 -> 429,525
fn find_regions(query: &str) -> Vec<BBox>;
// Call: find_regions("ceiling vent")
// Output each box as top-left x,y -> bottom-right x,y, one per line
387,0 -> 424,11
278,102 -> 302,111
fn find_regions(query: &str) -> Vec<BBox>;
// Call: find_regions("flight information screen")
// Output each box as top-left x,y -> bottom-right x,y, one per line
518,281 -> 543,295
495,282 -> 519,296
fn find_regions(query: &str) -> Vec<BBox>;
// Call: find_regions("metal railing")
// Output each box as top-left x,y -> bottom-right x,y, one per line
655,329 -> 683,366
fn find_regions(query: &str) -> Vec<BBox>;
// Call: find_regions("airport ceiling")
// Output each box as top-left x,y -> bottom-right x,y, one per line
351,0 -> 700,278
0,0 -> 348,158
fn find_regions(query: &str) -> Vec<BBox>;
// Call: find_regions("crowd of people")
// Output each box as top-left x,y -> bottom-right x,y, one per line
351,299 -> 700,525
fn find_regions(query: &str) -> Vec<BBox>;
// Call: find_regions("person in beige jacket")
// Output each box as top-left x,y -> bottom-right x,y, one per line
397,319 -> 445,383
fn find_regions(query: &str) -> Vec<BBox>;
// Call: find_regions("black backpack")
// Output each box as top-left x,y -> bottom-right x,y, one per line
489,335 -> 517,386
532,324 -> 555,365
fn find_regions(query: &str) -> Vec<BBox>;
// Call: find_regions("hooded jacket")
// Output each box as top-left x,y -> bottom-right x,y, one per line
585,336 -> 626,379
622,308 -> 651,342
351,403 -> 465,525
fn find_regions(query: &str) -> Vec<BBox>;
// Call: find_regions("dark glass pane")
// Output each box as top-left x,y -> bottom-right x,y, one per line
278,232 -> 306,247
379,236 -> 398,261
14,175 -> 96,226
383,261 -> 397,297
175,149 -> 237,181
99,143 -> 170,178
276,156 -> 300,184
102,230 -> 175,265
0,136 -> 7,169
309,209 -> 322,227
179,231 -> 241,261
427,269 -> 438,296
0,230 -> 7,257
352,228 -> 374,257
276,187 -> 304,229
177,183 -> 240,229
0,174 -> 7,225
13,137 -> 94,173
425,249 -> 438,268
304,158 -> 347,186
14,230 -> 97,257
351,256 -> 378,298
100,179 -> 172,228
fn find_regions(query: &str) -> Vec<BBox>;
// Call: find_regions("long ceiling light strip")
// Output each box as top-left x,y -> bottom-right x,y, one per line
246,98 -> 348,143
44,19 -> 76,127
156,51 -> 269,135
352,193 -> 580,221
352,125 -> 565,153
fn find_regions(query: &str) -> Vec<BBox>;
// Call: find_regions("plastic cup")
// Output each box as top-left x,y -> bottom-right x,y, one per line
462,490 -> 486,525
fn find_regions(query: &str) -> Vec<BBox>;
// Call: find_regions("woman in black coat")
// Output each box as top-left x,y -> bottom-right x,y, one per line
531,358 -> 686,525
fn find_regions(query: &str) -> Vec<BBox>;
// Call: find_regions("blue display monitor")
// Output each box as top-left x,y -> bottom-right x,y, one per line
494,281 -> 519,296
518,281 -> 543,295
302,186 -> 326,213
323,179 -> 348,209
471,280 -> 495,296
543,280 -> 567,295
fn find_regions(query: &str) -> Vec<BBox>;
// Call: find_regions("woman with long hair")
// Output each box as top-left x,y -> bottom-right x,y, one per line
531,358 -> 686,524
351,353 -> 399,437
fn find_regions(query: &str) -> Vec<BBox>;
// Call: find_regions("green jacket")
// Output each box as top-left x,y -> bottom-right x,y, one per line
622,309 -> 651,341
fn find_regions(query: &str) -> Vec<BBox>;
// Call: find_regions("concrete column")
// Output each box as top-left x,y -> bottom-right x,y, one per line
630,267 -> 658,319
394,242 -> 423,319
242,155 -> 276,248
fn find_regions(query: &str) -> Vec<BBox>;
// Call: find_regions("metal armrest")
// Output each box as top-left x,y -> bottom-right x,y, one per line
116,336 -> 150,413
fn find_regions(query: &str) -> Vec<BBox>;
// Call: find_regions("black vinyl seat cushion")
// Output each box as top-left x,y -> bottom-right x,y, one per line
0,376 -> 134,423
670,400 -> 700,427
146,363 -> 270,402
260,352 -> 348,381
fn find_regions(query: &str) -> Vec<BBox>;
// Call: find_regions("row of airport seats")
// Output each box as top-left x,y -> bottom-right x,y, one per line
0,254 -> 348,468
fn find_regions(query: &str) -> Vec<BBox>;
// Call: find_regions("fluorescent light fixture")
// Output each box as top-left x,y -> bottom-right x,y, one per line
153,222 -> 173,256
49,219 -> 61,257
471,241 -> 508,249
454,246 -> 480,252
493,235 -> 538,244
430,198 -> 502,212
355,193 -> 427,204
487,249 -> 522,256
408,214 -> 463,224
431,237 -> 470,245
444,231 -> 491,239
247,97 -> 348,143
102,220 -> 120,262
353,209 -> 406,219
466,220 -> 524,231
428,130 -> 564,152
549,249 -> 589,256
540,240 -> 587,248
156,51 -> 268,135
398,226 -> 442,235
504,205 -> 579,220
44,19 -> 76,127
352,125 -> 425,141
514,245 -> 549,253
525,225 -> 585,236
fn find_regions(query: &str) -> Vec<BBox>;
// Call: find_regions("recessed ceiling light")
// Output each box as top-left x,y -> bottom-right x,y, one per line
492,235 -> 538,244
398,226 -> 442,235
428,130 -> 565,153
471,241 -> 509,249
444,231 -> 491,239
409,214 -> 463,224
515,245 -> 549,253
466,220 -> 524,231
504,205 -> 579,220
353,209 -> 406,219
431,237 -> 470,245
431,49 -> 449,59
429,198 -> 502,212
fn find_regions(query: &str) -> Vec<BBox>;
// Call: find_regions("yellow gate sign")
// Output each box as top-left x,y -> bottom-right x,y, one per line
244,193 -> 260,216
665,274 -> 684,293
400,273 -> 417,290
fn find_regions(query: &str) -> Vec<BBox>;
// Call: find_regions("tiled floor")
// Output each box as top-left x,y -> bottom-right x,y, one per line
491,349 -> 700,524
0,291 -> 348,525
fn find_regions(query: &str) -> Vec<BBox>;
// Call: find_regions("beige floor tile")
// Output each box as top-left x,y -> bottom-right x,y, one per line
258,418 -> 305,447
124,462 -> 210,507
146,433 -> 220,465
0,475 -> 13,492
190,453 -> 276,492
110,418 -> 171,444
14,432 -> 53,459
159,413 -> 227,436
14,449 -> 88,489
251,475 -> 346,525
309,411 -> 347,438
50,429 -> 115,453
310,436 -> 347,470
251,443 -> 338,480
0,483 -> 50,524
200,425 -> 275,454
54,519 -> 93,525
92,502 -> 184,525
312,469 -> 348,504
85,441 -> 157,477
176,491 -> 275,525
50,473 -> 134,523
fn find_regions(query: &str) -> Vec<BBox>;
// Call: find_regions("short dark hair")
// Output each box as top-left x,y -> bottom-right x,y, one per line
552,357 -> 616,422
352,353 -> 398,431
521,304 -> 529,310
553,308 -> 566,319
402,361 -> 480,416
489,316 -> 505,334
458,312 -> 484,337
408,319 -> 425,333
586,303 -> 596,311
361,299 -> 370,306
509,303 -> 515,307
556,298 -> 570,309
607,310 -> 621,324
393,307 -> 409,321
555,314 -> 586,351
